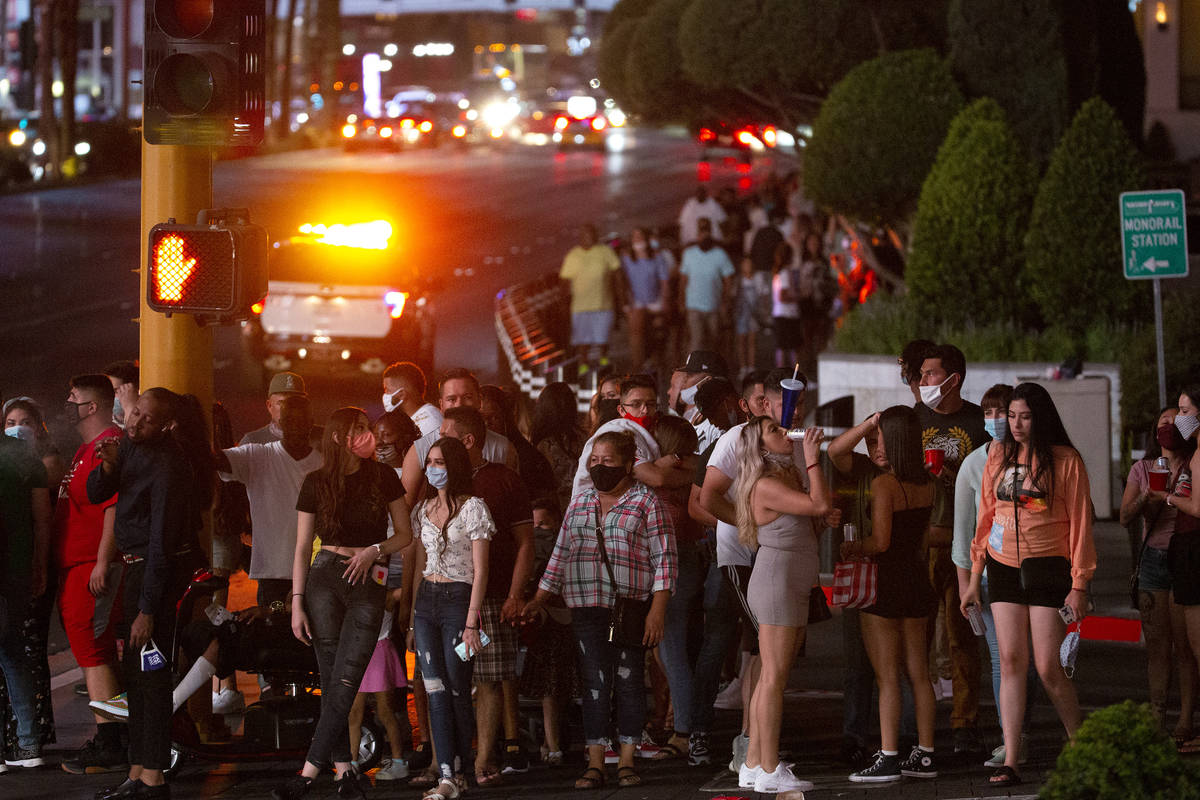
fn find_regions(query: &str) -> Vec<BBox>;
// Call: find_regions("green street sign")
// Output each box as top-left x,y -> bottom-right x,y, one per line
1121,189 -> 1189,280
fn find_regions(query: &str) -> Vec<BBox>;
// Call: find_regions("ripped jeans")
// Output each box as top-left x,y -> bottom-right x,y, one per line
571,606 -> 646,747
304,550 -> 385,767
413,580 -> 475,779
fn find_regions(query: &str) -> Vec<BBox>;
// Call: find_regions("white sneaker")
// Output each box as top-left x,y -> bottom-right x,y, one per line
754,762 -> 814,794
714,678 -> 743,710
0,762 -> 7,774
212,687 -> 245,715
938,677 -> 954,700
375,758 -> 410,780
728,732 -> 750,773
738,762 -> 763,789
88,693 -> 129,721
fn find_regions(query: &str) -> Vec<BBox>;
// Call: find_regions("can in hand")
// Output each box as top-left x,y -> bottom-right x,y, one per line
966,602 -> 986,637
842,523 -> 856,543
785,427 -> 805,441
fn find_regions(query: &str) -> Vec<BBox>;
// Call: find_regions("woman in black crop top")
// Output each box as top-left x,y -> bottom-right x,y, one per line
273,407 -> 413,800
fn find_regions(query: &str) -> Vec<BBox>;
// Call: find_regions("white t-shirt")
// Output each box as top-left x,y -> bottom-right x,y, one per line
678,197 -> 728,245
413,427 -> 513,472
572,418 -> 661,497
706,423 -> 808,567
694,418 -> 724,456
410,403 -> 443,438
772,269 -> 800,318
219,441 -> 324,580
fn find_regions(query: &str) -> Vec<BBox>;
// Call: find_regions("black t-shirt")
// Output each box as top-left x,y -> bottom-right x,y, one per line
916,399 -> 987,529
472,461 -> 533,599
296,459 -> 404,547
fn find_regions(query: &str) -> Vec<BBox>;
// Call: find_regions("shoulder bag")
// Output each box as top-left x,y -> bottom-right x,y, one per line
594,507 -> 652,649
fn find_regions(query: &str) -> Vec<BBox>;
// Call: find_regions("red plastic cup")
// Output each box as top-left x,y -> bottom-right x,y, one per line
924,447 -> 945,476
1149,467 -> 1169,492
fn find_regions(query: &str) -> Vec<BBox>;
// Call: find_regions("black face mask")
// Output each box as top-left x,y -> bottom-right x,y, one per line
589,463 -> 628,493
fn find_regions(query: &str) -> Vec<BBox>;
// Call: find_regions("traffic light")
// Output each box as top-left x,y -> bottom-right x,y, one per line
147,209 -> 268,321
143,0 -> 266,146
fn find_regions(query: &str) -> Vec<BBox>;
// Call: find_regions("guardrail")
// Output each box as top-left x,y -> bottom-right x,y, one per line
494,275 -> 600,412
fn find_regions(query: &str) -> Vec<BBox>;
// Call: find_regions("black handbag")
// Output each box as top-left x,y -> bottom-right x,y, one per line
808,585 -> 832,625
1012,471 -> 1072,594
594,509 -> 652,649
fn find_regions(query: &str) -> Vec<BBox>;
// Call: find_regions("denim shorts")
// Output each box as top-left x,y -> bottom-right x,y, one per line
1138,546 -> 1172,593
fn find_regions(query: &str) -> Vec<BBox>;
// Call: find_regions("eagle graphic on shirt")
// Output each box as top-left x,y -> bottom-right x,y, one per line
921,425 -> 975,472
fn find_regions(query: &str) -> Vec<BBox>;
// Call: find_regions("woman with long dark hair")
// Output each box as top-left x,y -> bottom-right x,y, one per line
962,383 -> 1095,788
531,382 -> 586,512
274,407 -> 413,800
407,436 -> 494,800
1119,405 -> 1197,740
841,406 -> 939,784
4,397 -> 67,492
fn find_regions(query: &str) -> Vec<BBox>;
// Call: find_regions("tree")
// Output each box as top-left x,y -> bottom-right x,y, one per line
906,98 -> 1037,325
804,49 -> 964,234
1023,97 -> 1146,337
1063,0 -> 1146,148
623,0 -> 708,125
948,0 -> 1069,168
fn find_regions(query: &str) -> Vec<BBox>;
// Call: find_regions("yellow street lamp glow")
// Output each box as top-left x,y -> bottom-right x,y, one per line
52,80 -> 64,98
8,130 -> 26,147
298,220 -> 393,250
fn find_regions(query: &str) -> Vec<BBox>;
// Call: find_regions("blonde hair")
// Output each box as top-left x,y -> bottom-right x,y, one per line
732,417 -> 792,548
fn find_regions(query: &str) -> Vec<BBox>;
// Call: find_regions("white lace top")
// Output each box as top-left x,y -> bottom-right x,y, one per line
414,495 -> 495,583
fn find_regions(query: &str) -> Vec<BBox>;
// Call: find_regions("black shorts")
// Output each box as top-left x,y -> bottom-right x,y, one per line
1169,531 -> 1200,606
722,564 -> 760,655
986,553 -> 1072,609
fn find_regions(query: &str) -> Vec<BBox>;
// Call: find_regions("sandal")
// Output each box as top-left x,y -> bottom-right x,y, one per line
649,736 -> 687,760
617,766 -> 642,787
989,765 -> 1022,787
422,778 -> 461,800
574,767 -> 606,790
475,766 -> 503,787
411,767 -> 441,788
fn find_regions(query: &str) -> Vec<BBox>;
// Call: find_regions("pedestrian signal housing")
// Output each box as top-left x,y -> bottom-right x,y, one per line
147,210 -> 268,322
143,0 -> 266,145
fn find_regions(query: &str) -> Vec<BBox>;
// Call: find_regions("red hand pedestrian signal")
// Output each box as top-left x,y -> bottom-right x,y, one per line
152,233 -> 198,303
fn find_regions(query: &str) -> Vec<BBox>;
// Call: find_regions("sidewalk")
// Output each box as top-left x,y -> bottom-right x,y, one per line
11,520 -> 1183,800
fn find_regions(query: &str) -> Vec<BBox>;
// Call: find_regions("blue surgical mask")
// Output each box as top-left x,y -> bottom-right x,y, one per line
984,418 -> 1007,441
425,466 -> 449,489
4,425 -> 34,443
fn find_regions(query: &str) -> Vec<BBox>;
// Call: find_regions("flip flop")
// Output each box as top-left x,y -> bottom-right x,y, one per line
475,766 -> 503,787
575,766 -> 606,790
617,766 -> 642,787
650,742 -> 685,760
989,765 -> 1022,786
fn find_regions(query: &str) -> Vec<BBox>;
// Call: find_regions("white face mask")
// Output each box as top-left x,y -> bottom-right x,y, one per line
1176,412 -> 1200,441
919,375 -> 955,409
382,390 -> 401,414
679,377 -> 707,407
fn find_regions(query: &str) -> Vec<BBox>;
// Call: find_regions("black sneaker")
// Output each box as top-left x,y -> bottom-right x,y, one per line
407,743 -> 432,771
688,732 -> 712,766
335,770 -> 367,799
500,740 -> 529,775
849,751 -> 901,783
62,737 -> 129,775
94,779 -> 144,800
271,775 -> 314,800
4,745 -> 44,767
899,746 -> 938,778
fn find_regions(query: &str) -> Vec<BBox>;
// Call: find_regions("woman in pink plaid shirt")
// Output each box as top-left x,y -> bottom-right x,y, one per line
524,430 -> 676,790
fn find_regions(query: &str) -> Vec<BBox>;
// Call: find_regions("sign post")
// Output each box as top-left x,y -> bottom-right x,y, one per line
1120,189 -> 1189,408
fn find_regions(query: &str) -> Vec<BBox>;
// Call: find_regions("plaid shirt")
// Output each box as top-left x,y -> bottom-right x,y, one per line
539,480 -> 676,608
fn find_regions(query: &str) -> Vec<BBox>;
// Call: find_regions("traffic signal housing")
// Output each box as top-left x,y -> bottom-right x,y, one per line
143,0 -> 266,146
147,210 -> 268,322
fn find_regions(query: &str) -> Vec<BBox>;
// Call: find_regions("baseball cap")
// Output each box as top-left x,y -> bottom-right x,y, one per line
267,372 -> 307,396
677,350 -> 728,377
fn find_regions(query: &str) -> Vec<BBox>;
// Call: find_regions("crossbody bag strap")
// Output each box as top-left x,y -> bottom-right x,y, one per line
594,504 -> 621,597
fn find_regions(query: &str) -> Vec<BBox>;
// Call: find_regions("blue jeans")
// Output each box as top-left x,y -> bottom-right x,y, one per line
657,541 -> 705,735
413,580 -> 475,779
689,559 -> 741,734
572,606 -> 646,746
0,579 -> 39,750
305,551 -> 386,767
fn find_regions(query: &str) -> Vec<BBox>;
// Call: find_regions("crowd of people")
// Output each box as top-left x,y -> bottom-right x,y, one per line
0,197 -> 1195,799
557,180 -> 882,383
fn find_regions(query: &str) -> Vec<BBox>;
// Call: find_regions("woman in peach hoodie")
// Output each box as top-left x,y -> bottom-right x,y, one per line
960,382 -> 1095,788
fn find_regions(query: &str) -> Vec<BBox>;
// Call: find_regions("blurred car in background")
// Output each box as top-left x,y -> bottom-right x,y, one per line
551,96 -> 607,151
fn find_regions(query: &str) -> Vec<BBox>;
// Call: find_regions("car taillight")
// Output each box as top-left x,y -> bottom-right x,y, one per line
554,116 -> 568,130
736,130 -> 755,146
698,127 -> 715,142
418,120 -> 433,133
341,124 -> 356,138
251,295 -> 266,314
385,290 -> 408,319
400,118 -> 415,129
452,124 -> 467,138
762,126 -> 777,146
379,126 -> 393,138
591,117 -> 606,131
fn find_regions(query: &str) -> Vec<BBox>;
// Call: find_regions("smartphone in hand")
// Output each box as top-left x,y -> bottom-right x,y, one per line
454,630 -> 491,661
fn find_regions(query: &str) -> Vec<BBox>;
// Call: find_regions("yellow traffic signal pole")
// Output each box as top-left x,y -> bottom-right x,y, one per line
138,142 -> 214,407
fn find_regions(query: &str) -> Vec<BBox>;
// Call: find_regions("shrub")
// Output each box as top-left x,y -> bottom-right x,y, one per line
907,99 -> 1038,325
1023,97 -> 1147,335
1040,701 -> 1200,800
805,49 -> 964,230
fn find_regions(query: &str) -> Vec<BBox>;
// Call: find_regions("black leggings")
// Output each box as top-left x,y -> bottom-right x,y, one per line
304,551 -> 385,767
